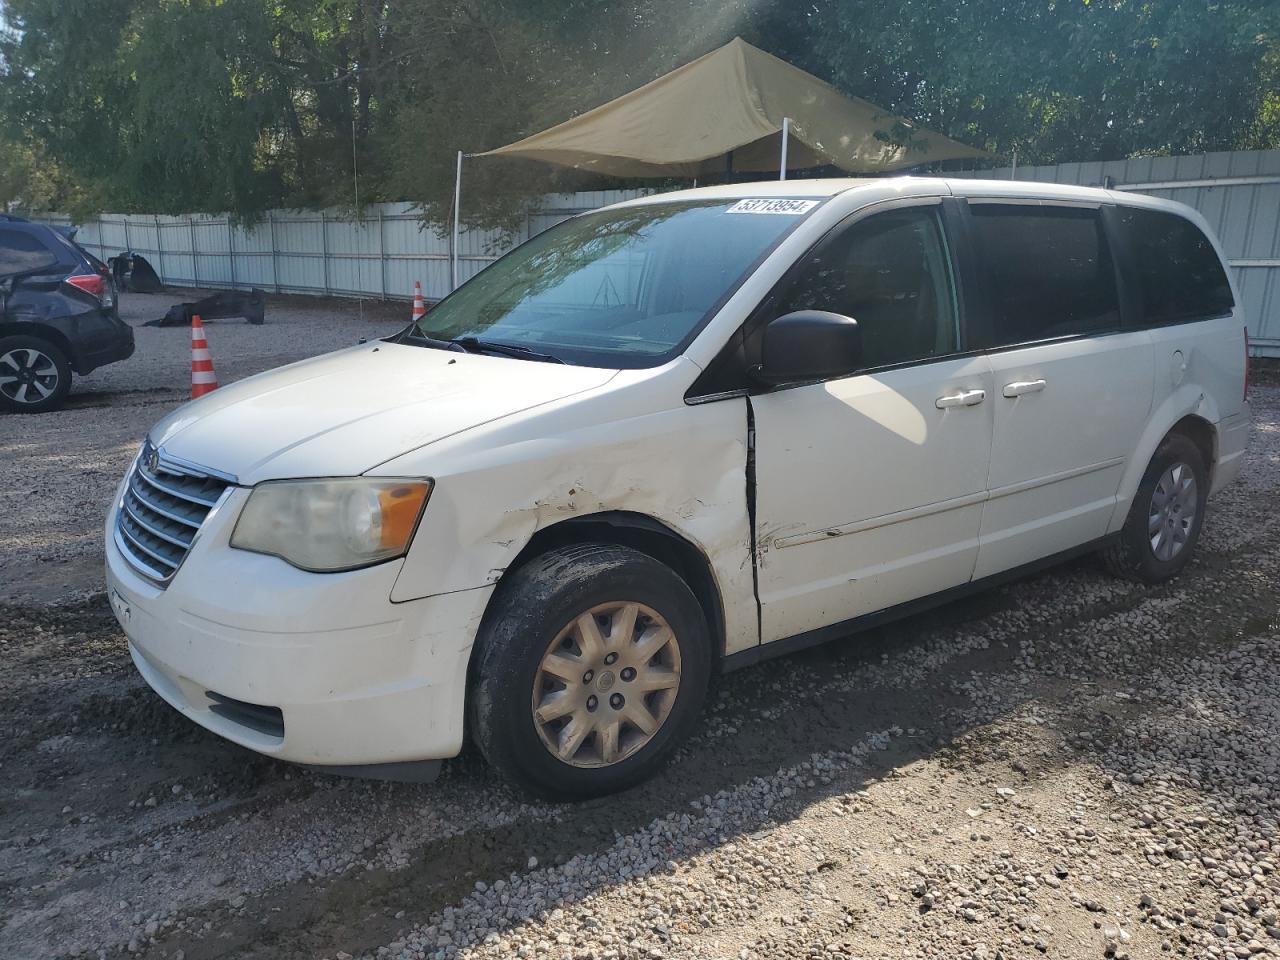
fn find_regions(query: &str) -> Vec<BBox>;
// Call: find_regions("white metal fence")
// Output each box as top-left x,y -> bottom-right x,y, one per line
36,190 -> 648,303
952,149 -> 1280,357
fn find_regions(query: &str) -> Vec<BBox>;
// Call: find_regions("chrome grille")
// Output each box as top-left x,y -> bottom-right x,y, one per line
114,442 -> 234,584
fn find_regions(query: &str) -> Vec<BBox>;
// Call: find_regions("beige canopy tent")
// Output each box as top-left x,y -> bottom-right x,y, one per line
479,37 -> 988,178
450,37 -> 989,286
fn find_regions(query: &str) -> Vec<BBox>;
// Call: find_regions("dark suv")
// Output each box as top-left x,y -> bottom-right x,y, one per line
0,215 -> 134,413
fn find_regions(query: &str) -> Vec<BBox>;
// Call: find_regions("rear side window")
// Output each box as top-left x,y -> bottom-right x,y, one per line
0,228 -> 60,277
969,204 -> 1121,348
1121,208 -> 1234,324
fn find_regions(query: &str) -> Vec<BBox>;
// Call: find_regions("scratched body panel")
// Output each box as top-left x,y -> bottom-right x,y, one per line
377,357 -> 759,654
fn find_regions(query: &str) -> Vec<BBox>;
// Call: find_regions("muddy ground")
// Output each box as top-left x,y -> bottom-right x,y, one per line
1,296 -> 1277,959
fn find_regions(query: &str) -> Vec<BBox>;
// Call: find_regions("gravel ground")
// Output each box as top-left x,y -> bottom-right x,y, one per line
0,289 -> 407,602
1,310 -> 1278,960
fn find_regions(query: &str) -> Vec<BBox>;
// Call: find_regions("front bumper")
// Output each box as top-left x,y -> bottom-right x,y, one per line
105,488 -> 492,767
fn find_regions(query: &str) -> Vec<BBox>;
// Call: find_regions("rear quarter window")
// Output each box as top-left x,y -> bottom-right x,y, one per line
0,228 -> 60,277
1120,208 -> 1234,324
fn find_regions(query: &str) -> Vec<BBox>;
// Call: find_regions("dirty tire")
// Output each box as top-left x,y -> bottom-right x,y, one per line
1102,433 -> 1208,584
0,335 -> 72,414
470,543 -> 711,799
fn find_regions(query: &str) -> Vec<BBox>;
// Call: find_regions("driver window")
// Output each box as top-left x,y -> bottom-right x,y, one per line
772,207 -> 960,369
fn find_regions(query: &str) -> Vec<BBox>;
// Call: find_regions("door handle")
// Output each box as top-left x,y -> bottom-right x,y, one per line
935,388 -> 986,409
1002,379 -> 1046,398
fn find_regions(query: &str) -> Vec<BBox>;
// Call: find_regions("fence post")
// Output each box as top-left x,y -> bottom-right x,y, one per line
123,217 -> 132,257
227,218 -> 237,289
269,212 -> 280,293
154,215 -> 164,283
321,210 -> 330,296
377,208 -> 386,300
189,216 -> 199,288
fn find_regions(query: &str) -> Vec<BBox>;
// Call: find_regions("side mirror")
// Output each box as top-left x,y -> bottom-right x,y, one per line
752,310 -> 862,386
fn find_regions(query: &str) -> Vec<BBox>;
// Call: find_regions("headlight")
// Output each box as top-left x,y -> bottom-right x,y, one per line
230,478 -> 432,572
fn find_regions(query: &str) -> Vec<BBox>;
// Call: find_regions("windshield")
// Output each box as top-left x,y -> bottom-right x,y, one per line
408,198 -> 819,367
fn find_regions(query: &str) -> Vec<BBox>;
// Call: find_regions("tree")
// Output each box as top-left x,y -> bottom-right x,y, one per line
795,0 -> 1280,164
0,0 -> 289,216
0,132 -> 88,213
0,0 -> 1276,222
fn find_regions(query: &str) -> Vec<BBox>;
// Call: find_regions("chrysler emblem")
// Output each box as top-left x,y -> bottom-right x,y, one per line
146,446 -> 160,472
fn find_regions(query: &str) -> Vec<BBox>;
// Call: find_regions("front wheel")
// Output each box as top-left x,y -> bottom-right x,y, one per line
469,543 -> 711,799
1102,433 -> 1208,584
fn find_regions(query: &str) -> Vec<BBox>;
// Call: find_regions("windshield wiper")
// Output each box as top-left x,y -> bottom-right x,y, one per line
449,336 -> 564,364
400,324 -> 466,352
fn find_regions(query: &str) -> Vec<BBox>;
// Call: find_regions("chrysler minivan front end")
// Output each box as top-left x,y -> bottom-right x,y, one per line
104,187 -> 828,785
105,442 -> 483,776
101,334 -> 639,775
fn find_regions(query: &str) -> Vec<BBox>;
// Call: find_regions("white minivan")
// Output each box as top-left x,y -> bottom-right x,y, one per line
106,179 -> 1251,797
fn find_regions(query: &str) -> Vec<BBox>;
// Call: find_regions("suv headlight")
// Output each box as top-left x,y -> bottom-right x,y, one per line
230,478 -> 432,572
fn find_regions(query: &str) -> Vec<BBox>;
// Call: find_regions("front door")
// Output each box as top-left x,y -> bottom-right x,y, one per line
749,202 -> 996,644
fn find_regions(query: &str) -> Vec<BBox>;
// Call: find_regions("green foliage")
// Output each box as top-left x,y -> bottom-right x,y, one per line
0,132 -> 91,213
794,0 -> 1280,164
0,0 -> 1277,223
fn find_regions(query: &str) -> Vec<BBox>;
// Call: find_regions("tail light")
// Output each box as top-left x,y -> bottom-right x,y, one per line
65,273 -> 106,301
1243,326 -> 1250,402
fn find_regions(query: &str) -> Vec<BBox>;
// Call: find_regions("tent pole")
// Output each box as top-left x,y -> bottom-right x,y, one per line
451,150 -> 464,292
779,117 -> 790,181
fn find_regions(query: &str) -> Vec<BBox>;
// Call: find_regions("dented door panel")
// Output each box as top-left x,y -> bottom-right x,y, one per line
750,355 -> 995,643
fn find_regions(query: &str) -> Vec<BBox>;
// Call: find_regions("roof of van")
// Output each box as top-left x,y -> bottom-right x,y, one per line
610,177 -> 1131,207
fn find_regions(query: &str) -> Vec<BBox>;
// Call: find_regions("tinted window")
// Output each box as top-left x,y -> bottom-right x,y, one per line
970,205 -> 1121,347
1122,208 -> 1233,323
772,207 -> 959,369
0,228 -> 59,277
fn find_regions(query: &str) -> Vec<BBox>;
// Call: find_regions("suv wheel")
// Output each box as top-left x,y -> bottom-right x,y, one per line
0,335 -> 72,413
470,543 -> 711,799
1102,433 -> 1208,584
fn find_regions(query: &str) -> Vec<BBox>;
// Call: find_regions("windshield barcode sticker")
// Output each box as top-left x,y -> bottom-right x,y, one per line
727,199 -> 821,215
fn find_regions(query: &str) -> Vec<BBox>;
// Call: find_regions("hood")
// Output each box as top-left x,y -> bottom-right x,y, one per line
150,342 -> 619,483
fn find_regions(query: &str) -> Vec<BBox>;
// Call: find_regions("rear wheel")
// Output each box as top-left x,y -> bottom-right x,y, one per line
0,335 -> 72,413
1102,433 -> 1208,584
470,543 -> 711,799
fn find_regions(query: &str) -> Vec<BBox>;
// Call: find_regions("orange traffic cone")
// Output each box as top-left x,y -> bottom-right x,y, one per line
411,281 -> 426,322
190,315 -> 218,398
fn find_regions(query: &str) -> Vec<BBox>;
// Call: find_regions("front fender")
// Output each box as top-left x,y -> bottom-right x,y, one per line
378,393 -> 759,655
